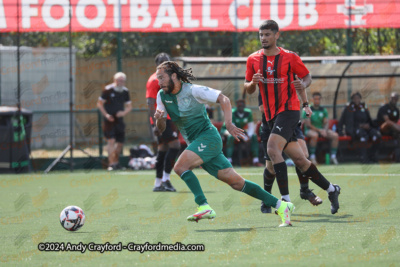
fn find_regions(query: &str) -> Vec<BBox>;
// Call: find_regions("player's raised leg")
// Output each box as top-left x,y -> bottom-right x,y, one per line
284,141 -> 341,214
173,149 -> 216,222
217,165 -> 294,227
296,138 -> 323,206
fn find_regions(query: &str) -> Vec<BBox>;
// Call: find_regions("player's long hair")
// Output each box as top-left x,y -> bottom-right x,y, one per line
157,61 -> 196,83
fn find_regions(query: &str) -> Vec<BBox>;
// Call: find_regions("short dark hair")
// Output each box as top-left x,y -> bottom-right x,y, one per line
155,53 -> 171,66
236,99 -> 245,105
351,92 -> 362,100
259,20 -> 279,33
312,92 -> 321,98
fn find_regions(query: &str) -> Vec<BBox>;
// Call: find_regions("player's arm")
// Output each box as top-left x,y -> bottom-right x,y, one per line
244,70 -> 263,95
117,101 -> 132,117
217,94 -> 246,142
147,97 -> 156,122
292,73 -> 312,117
155,110 -> 167,134
244,58 -> 262,95
97,98 -> 114,122
382,114 -> 396,126
155,92 -> 167,134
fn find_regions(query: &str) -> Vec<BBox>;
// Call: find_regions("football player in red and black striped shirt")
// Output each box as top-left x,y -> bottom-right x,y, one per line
146,53 -> 180,192
245,20 -> 341,214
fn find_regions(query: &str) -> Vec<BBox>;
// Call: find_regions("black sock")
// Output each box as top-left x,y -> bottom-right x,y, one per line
303,163 -> 330,190
155,151 -> 167,178
164,148 -> 179,174
296,167 -> 309,190
273,162 -> 289,196
263,168 -> 276,193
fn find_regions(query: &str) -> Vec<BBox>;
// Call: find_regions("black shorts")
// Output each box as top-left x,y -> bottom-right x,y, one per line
267,110 -> 300,142
157,120 -> 179,144
261,111 -> 302,161
103,118 -> 125,143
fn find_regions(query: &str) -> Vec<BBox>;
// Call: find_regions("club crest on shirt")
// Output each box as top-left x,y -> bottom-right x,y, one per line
267,67 -> 275,76
179,97 -> 192,109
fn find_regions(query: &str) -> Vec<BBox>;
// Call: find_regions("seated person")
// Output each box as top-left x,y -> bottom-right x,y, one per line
302,92 -> 339,165
377,92 -> 400,137
221,99 -> 261,166
377,92 -> 400,162
338,92 -> 381,163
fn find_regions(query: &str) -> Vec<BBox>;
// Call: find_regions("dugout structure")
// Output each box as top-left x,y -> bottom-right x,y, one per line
176,55 -> 400,121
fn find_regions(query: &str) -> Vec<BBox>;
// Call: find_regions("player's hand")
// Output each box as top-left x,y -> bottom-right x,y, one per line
226,123 -> 246,142
319,129 -> 327,138
303,106 -> 312,117
116,111 -> 125,118
105,114 -> 114,122
154,109 -> 164,120
252,69 -> 264,84
292,75 -> 305,91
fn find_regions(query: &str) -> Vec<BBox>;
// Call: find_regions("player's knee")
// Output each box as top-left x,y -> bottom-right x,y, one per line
228,177 -> 245,191
174,164 -> 185,177
266,164 -> 275,175
310,133 -> 318,141
266,147 -> 279,161
291,154 -> 307,167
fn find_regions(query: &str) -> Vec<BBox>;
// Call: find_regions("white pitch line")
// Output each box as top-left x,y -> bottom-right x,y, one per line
115,172 -> 400,177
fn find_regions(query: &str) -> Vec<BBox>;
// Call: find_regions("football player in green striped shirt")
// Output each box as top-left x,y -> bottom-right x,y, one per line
154,61 -> 294,227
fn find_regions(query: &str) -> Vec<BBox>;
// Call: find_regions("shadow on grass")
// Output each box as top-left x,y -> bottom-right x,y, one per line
175,191 -> 217,194
195,227 -> 274,233
291,213 -> 362,223
292,214 -> 353,218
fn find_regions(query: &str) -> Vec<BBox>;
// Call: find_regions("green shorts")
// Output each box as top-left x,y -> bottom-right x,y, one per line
186,126 -> 232,178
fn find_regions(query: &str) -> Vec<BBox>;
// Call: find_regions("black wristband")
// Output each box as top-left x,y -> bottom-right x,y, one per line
302,102 -> 309,108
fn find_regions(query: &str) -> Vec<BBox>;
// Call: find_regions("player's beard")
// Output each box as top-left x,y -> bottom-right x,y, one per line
165,79 -> 175,94
262,44 -> 271,49
114,86 -> 124,93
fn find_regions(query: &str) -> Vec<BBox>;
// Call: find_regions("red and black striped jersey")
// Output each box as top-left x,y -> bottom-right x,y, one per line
246,47 -> 309,121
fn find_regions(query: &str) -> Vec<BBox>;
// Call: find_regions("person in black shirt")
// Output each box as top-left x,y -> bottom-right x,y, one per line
377,93 -> 400,137
97,72 -> 132,170
338,92 -> 381,163
377,92 -> 400,161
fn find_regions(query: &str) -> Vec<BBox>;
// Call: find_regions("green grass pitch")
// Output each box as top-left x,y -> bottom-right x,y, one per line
0,164 -> 399,266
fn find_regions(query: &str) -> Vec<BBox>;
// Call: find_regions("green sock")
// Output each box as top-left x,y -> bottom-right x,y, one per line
241,179 -> 279,207
331,148 -> 337,156
309,147 -> 316,155
180,170 -> 207,206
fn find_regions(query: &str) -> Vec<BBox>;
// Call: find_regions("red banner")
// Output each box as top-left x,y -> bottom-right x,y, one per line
1,0 -> 399,32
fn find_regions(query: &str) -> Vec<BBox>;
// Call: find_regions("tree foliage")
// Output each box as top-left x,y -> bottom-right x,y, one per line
1,28 -> 399,58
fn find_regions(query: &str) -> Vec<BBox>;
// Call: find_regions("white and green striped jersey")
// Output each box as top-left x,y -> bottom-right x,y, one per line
156,82 -> 221,144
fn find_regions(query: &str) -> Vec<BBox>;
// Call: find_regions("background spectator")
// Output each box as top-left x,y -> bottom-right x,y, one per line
302,92 -> 339,165
377,92 -> 400,161
97,72 -> 132,171
338,92 -> 381,163
221,99 -> 261,166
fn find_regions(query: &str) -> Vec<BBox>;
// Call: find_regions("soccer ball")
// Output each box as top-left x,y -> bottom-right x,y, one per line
128,158 -> 142,170
60,206 -> 85,231
142,157 -> 156,170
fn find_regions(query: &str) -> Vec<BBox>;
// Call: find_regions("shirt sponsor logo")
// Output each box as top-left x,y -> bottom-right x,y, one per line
263,78 -> 284,84
165,100 -> 173,103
